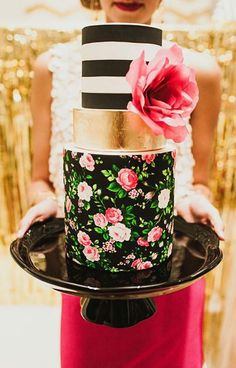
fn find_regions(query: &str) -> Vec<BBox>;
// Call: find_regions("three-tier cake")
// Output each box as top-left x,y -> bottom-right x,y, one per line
64,24 -> 176,272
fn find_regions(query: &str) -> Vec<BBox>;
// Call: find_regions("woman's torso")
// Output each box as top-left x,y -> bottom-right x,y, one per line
48,40 -> 194,210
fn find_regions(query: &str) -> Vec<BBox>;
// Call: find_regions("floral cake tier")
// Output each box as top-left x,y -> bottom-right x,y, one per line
64,147 -> 175,272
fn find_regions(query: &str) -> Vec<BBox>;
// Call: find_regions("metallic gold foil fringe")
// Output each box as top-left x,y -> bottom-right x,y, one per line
0,24 -> 235,368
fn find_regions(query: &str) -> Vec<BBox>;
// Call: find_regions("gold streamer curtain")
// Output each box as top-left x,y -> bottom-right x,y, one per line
0,24 -> 236,367
0,25 -> 235,236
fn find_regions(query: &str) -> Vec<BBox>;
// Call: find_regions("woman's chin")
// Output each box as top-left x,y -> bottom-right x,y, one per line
107,14 -> 150,24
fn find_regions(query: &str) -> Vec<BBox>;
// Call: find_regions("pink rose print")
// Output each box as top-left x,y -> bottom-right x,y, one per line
148,226 -> 163,242
128,189 -> 139,199
78,199 -> 84,208
126,253 -> 136,260
131,259 -> 153,270
137,237 -> 149,247
131,258 -> 142,269
138,261 -> 153,270
83,246 -> 100,262
93,213 -> 108,228
138,189 -> 144,196
105,208 -> 123,224
69,220 -> 76,230
108,223 -> 131,242
145,191 -> 155,200
102,241 -> 116,253
116,168 -> 138,192
79,153 -> 95,171
65,196 -> 72,213
126,44 -> 199,143
77,230 -> 92,246
77,181 -> 93,202
141,154 -> 155,164
158,189 -> 170,209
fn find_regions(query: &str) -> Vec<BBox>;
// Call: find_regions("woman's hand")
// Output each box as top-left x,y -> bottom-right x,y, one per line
17,197 -> 62,238
176,193 -> 225,240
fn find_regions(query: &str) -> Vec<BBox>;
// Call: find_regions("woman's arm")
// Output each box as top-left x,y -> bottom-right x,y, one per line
176,52 -> 224,239
30,52 -> 52,192
191,55 -> 221,187
18,52 -> 59,237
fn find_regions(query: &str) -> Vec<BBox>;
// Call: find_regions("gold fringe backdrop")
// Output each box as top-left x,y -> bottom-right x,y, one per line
0,24 -> 236,367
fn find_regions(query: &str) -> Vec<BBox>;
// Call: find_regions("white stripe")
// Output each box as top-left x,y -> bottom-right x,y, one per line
82,76 -> 131,94
82,42 -> 161,61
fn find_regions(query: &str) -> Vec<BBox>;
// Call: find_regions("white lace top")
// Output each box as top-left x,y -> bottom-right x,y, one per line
48,40 -> 194,210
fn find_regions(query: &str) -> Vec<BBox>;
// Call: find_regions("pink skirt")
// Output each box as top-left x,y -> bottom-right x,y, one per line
61,278 -> 205,368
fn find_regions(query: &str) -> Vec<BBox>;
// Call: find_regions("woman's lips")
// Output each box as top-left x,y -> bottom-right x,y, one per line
113,2 -> 144,12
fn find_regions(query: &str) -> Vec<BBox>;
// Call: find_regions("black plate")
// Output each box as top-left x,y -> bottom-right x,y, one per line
10,217 -> 223,299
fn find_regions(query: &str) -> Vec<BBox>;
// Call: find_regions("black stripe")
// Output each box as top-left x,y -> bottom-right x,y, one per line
82,93 -> 132,110
82,24 -> 162,45
82,60 -> 132,77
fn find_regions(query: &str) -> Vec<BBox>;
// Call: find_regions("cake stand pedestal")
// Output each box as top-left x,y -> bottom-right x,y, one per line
10,217 -> 222,328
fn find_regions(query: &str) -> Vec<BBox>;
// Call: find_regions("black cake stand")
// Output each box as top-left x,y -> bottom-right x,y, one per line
10,216 -> 222,328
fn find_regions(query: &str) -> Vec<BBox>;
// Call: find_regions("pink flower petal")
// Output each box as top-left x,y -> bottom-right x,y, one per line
126,44 -> 199,143
126,51 -> 147,92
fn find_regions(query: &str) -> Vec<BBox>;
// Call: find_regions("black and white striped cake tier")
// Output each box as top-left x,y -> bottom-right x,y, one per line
81,24 -> 162,110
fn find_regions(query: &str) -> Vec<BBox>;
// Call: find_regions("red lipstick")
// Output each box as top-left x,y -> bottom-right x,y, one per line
113,2 -> 143,12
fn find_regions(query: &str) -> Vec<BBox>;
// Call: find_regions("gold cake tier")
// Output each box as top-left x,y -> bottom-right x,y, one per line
73,109 -> 166,151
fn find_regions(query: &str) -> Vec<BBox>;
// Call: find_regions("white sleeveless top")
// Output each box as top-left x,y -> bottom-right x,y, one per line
48,40 -> 194,211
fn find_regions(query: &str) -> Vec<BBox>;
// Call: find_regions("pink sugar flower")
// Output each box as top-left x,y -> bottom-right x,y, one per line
126,44 -> 199,143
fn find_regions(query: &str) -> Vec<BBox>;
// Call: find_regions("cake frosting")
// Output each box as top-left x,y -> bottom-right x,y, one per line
64,146 -> 174,272
64,23 -> 177,272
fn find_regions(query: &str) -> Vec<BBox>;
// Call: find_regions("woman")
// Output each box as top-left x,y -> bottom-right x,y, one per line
18,1 -> 224,367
